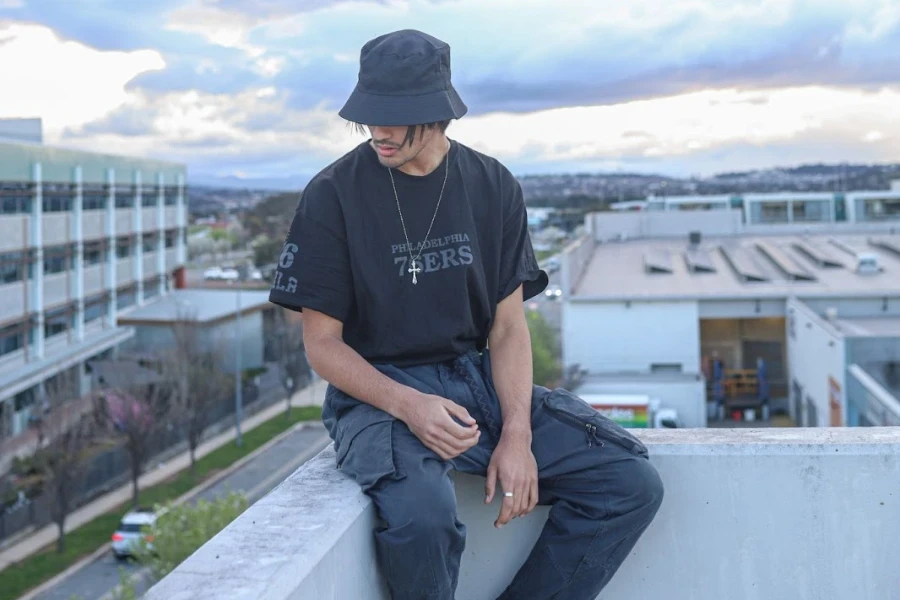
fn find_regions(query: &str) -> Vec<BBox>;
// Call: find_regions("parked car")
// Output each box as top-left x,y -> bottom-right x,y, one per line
219,268 -> 240,281
111,508 -> 157,559
544,284 -> 562,300
202,266 -> 223,280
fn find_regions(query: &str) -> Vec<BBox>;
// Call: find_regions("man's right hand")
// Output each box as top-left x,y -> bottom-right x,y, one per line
398,393 -> 480,460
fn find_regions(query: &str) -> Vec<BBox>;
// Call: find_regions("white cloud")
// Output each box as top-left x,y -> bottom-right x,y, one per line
450,86 -> 900,173
0,23 -> 164,138
164,0 -> 265,56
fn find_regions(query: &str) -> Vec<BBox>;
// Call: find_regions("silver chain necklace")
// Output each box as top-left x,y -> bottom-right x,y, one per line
388,146 -> 450,284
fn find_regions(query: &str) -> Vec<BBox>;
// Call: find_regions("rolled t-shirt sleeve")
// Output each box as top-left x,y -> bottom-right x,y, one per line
498,179 -> 549,303
268,177 -> 354,322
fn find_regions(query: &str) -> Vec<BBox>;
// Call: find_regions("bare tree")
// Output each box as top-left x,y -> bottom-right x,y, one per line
31,369 -> 100,553
94,359 -> 171,509
275,311 -> 311,419
165,312 -> 231,477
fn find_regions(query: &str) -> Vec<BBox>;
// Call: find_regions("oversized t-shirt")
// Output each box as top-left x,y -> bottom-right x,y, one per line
268,139 -> 548,367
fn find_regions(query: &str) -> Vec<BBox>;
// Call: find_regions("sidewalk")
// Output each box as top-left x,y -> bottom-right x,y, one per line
0,377 -> 329,573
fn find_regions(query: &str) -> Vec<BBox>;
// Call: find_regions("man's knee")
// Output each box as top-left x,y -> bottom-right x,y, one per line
620,457 -> 664,519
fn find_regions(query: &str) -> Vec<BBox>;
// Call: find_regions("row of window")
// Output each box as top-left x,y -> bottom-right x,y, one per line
0,233 -> 181,284
4,195 -> 183,214
0,275 -> 166,359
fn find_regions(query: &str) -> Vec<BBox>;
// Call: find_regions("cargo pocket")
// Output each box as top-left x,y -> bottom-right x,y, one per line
544,388 -> 648,458
335,408 -> 401,492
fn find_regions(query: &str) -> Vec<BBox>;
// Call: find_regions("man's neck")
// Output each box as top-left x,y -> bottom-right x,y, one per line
397,135 -> 451,177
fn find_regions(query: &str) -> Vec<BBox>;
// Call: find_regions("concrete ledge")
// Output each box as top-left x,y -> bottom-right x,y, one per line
144,428 -> 900,600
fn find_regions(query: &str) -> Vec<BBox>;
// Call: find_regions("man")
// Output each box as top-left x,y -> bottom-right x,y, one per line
270,29 -> 663,600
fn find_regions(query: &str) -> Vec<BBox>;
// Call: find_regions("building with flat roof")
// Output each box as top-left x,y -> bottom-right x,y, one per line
560,207 -> 900,428
116,289 -> 277,373
0,137 -> 187,438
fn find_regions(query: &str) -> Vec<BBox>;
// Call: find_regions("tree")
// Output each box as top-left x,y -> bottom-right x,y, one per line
526,309 -> 562,388
32,370 -> 101,553
252,234 -> 284,269
165,313 -> 231,477
134,492 -> 248,584
93,359 -> 171,508
275,311 -> 311,418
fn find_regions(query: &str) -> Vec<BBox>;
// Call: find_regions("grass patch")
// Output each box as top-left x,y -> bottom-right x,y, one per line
0,405 -> 322,600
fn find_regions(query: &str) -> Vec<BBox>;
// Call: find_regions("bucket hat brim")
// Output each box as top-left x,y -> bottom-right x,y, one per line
338,85 -> 468,127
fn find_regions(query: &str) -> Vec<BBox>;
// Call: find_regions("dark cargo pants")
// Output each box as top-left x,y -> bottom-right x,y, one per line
322,350 -> 664,600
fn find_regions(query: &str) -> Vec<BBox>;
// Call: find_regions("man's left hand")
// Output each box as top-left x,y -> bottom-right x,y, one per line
484,432 -> 538,528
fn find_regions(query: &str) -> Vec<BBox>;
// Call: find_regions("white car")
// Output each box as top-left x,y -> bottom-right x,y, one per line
202,266 -> 223,280
111,509 -> 157,559
219,268 -> 240,281
544,284 -> 562,300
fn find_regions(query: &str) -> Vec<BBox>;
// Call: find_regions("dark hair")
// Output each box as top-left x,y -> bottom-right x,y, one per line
350,120 -> 451,147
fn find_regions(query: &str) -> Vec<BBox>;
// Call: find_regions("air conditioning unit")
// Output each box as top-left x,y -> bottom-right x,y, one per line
856,252 -> 882,275
689,231 -> 702,247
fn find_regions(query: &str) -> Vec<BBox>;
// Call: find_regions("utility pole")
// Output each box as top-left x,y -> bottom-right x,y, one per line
234,280 -> 243,447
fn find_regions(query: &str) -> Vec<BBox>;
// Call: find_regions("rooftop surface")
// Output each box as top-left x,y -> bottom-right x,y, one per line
117,289 -> 272,324
574,233 -> 900,300
836,316 -> 900,338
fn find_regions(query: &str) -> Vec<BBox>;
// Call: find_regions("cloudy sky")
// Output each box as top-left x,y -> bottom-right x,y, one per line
1,0 -> 898,188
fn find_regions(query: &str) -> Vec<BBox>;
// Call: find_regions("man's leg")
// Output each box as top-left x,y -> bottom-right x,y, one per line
344,416 -> 467,600
497,387 -> 664,600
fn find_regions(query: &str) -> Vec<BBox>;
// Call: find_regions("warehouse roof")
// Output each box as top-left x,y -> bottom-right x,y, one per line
573,233 -> 900,301
117,289 -> 272,325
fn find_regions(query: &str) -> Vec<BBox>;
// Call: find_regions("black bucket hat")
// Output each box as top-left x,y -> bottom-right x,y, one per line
339,29 -> 468,127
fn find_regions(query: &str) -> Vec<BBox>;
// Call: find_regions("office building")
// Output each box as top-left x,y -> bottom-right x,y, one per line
0,135 -> 187,438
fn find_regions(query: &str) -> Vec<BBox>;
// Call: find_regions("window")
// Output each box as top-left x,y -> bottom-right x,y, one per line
0,323 -> 25,356
1,194 -> 31,214
43,246 -> 72,274
82,193 -> 106,211
0,252 -> 25,284
165,230 -> 177,249
116,238 -> 131,259
44,306 -> 72,338
144,280 -> 160,299
115,192 -> 134,209
84,295 -> 107,323
42,195 -> 73,213
117,288 -> 136,310
83,242 -> 104,266
142,234 -> 157,253
164,187 -> 178,206
142,191 -> 158,207
13,387 -> 36,412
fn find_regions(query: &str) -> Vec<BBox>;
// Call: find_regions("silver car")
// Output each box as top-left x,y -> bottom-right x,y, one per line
111,509 -> 156,559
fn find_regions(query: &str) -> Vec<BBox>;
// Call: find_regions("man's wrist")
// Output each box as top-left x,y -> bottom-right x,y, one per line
501,417 -> 532,444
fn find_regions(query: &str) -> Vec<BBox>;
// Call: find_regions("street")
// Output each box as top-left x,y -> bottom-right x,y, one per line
33,425 -> 331,600
529,268 -> 562,332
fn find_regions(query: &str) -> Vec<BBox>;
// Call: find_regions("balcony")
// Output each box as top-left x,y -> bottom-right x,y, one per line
143,427 -> 900,600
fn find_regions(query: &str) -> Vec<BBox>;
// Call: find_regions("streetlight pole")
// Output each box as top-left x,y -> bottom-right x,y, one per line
234,281 -> 243,447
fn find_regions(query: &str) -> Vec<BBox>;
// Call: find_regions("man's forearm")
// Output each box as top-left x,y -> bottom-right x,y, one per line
489,323 -> 534,441
305,333 -> 417,419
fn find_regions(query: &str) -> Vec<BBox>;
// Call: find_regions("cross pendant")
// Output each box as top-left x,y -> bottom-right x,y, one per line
408,261 -> 422,285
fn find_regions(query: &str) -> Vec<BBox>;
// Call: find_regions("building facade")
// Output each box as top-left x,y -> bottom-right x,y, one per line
0,139 -> 187,437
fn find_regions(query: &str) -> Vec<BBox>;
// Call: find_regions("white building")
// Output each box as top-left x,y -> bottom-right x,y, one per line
560,198 -> 900,428
0,137 -> 187,438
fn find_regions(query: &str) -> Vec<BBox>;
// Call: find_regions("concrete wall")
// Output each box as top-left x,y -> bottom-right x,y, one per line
0,215 -> 27,251
43,272 -> 70,306
589,210 -> 742,242
115,209 -> 134,236
82,210 -> 106,241
83,264 -> 105,296
116,258 -> 134,284
165,207 -> 179,228
565,301 -> 700,373
0,281 -> 26,322
786,299 -> 846,426
145,428 -> 900,600
126,313 -> 265,372
41,212 -> 69,247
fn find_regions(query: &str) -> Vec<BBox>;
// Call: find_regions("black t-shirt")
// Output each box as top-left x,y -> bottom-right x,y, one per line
269,139 -> 548,367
